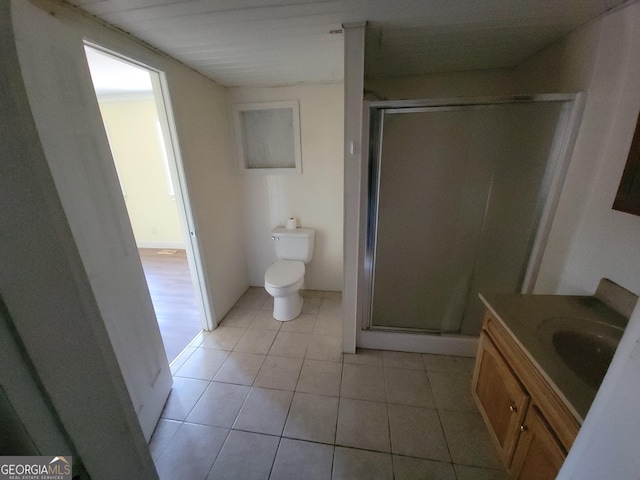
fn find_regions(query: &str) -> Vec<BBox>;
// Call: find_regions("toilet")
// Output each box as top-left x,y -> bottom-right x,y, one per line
264,227 -> 315,321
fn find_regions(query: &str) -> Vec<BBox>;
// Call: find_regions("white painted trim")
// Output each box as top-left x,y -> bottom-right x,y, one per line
136,241 -> 186,250
155,119 -> 175,196
342,22 -> 366,355
358,330 -> 478,357
523,93 -> 585,292
85,43 -> 215,332
152,71 -> 217,331
233,100 -> 302,175
97,92 -> 154,102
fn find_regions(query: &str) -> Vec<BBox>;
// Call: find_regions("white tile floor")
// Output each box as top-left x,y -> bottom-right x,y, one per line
151,287 -> 507,480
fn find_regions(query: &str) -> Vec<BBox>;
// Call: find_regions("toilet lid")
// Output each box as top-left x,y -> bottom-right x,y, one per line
265,260 -> 305,288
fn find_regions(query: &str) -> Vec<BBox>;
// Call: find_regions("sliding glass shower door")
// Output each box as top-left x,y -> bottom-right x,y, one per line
367,100 -> 566,336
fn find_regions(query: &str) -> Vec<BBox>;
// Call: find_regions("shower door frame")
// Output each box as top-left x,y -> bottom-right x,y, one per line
362,94 -> 584,339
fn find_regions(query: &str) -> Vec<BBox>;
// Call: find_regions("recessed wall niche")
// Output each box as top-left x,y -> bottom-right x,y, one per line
233,100 -> 302,175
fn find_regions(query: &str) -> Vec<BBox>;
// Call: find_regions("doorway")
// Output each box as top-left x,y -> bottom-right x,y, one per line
84,45 -> 210,363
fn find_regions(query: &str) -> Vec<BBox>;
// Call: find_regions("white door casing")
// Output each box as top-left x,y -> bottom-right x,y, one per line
150,71 -> 216,331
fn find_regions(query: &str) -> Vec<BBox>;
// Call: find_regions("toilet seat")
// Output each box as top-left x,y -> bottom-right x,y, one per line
265,260 -> 305,289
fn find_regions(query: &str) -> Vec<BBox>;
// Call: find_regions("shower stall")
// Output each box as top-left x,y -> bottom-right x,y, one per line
362,95 -> 581,342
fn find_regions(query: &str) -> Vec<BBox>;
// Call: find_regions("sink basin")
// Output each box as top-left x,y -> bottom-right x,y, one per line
537,317 -> 623,389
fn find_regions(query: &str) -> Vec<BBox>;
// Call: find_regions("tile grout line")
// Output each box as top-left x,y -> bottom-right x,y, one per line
203,426 -> 232,480
382,367 -> 393,459
157,288 -> 506,479
266,435 -> 283,480
149,419 -> 181,462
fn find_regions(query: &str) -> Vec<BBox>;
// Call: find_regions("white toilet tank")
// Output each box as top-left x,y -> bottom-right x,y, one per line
271,228 -> 315,263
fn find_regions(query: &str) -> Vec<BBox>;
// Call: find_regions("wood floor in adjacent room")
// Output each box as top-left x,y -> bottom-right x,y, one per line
139,248 -> 202,363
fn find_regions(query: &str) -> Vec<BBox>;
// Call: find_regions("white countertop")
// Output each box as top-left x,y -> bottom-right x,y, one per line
479,293 -> 627,421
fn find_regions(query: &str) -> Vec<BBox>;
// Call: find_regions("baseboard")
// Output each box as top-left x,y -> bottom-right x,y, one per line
136,241 -> 186,249
357,329 -> 478,357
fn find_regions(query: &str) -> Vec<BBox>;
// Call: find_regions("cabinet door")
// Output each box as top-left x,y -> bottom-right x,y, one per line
510,406 -> 566,480
473,331 -> 529,466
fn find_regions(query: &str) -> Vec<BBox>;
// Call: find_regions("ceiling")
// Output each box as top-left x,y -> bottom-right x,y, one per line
66,0 -> 630,87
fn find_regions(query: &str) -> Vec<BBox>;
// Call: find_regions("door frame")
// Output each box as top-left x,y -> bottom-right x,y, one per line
84,42 -> 215,332
358,94 -> 584,353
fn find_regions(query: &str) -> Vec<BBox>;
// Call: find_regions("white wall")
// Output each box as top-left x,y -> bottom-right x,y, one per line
364,28 -> 640,300
342,23 -> 366,354
167,64 -> 250,319
2,0 -> 157,476
515,4 -> 640,297
0,300 -> 73,457
364,69 -> 514,99
6,0 -> 249,474
14,0 -> 177,445
511,4 -> 640,477
228,84 -> 344,291
99,98 -> 185,248
14,0 -> 248,325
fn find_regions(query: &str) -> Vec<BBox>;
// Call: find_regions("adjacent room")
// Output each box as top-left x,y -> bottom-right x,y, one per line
1,0 -> 640,479
84,45 -> 205,363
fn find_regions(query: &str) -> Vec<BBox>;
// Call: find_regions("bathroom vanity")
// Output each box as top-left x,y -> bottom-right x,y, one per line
472,291 -> 630,479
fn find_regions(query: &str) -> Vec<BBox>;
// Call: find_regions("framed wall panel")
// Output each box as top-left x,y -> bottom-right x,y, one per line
233,101 -> 302,175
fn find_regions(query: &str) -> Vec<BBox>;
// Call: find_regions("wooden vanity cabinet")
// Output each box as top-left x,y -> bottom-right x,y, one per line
472,332 -> 529,463
472,311 -> 579,479
510,405 -> 566,480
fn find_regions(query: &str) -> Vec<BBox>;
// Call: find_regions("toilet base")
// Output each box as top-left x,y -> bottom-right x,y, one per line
273,293 -> 303,321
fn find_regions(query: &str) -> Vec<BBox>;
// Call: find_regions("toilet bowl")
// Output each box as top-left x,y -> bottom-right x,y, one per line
265,260 -> 305,321
264,227 -> 315,321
